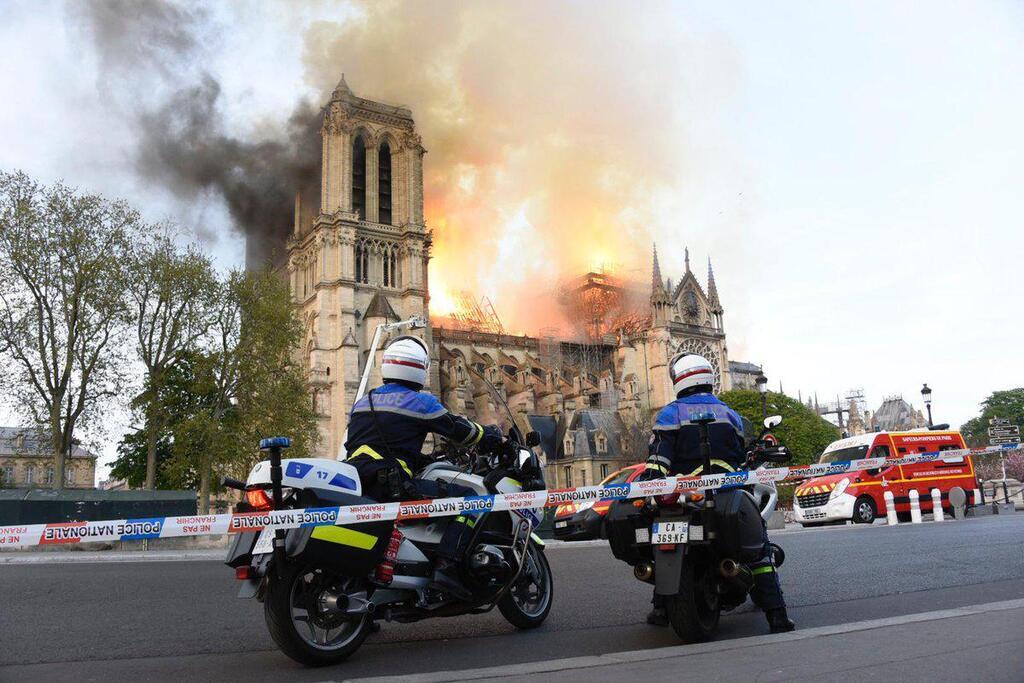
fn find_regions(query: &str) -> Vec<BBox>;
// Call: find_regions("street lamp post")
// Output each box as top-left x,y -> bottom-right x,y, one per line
921,383 -> 933,427
756,374 -> 768,420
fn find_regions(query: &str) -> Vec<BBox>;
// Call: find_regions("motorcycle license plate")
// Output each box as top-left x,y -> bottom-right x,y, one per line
651,522 -> 689,544
252,529 -> 274,555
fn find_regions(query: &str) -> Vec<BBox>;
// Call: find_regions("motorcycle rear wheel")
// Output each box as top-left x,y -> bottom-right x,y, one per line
498,543 -> 554,629
665,559 -> 720,643
264,560 -> 372,667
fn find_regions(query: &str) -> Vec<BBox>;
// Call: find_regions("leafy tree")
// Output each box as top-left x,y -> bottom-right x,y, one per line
718,390 -> 840,465
110,271 -> 318,510
130,231 -> 218,489
960,388 -> 1024,447
960,388 -> 1024,481
111,352 -> 213,490
176,269 -> 318,512
110,427 -> 178,490
0,171 -> 134,488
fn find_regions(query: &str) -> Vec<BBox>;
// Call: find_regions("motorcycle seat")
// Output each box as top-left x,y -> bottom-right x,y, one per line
419,461 -> 463,477
305,487 -> 378,507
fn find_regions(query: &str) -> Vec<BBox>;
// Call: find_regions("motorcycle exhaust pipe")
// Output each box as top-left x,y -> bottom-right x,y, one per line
633,561 -> 654,583
718,559 -> 753,589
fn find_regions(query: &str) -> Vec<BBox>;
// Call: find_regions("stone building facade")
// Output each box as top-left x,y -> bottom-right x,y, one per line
280,79 -> 734,484
0,427 -> 97,489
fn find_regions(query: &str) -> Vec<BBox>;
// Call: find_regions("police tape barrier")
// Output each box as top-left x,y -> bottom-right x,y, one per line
0,444 -> 1018,549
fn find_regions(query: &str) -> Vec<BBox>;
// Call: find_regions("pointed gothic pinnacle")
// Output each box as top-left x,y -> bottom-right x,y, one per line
652,245 -> 665,288
707,257 -> 721,310
685,247 -> 691,273
333,73 -> 352,98
651,243 -> 668,303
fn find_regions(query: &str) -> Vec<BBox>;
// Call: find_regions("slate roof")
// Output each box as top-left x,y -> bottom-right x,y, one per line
560,409 -> 625,459
364,292 -> 399,320
729,361 -> 763,375
526,415 -> 559,462
871,398 -> 919,432
0,427 -> 97,460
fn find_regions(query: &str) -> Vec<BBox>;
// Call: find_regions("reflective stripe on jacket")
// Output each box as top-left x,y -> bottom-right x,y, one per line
646,392 -> 746,476
344,383 -> 485,477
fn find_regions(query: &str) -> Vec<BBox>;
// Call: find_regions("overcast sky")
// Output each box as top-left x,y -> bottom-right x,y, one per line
1,1 -> 1022,478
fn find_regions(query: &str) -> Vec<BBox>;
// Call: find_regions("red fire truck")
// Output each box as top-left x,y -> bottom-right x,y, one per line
793,429 -> 978,526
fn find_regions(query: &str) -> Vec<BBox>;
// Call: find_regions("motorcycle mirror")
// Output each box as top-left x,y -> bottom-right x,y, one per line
525,431 -> 541,448
764,415 -> 783,430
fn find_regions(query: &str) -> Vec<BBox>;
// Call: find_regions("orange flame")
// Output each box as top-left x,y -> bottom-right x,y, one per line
303,2 -> 721,335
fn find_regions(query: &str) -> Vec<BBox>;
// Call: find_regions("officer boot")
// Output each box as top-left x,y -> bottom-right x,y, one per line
647,593 -> 669,626
766,607 -> 796,633
430,558 -> 472,601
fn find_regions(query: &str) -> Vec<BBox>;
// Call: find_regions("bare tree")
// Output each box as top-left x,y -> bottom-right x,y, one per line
0,171 -> 134,488
131,231 -> 218,489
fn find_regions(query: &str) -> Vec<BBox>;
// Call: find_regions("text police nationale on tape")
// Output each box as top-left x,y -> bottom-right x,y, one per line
0,445 -> 1017,549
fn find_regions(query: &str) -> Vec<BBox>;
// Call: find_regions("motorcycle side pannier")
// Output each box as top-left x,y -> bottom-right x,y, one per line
604,500 -> 653,565
285,490 -> 394,575
713,489 -> 765,564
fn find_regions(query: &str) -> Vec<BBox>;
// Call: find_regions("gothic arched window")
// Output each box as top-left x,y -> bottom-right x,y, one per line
352,135 -> 367,219
378,141 -> 392,225
354,241 -> 369,284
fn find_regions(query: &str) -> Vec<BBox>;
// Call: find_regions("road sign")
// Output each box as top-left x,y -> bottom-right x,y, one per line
990,417 -> 1010,426
988,426 -> 1020,438
990,436 -> 1021,445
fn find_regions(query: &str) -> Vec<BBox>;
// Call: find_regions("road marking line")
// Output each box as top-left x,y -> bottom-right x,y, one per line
0,550 -> 227,565
344,598 -> 1024,683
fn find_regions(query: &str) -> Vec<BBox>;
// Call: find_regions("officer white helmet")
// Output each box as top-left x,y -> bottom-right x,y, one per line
669,352 -> 715,396
382,335 -> 430,388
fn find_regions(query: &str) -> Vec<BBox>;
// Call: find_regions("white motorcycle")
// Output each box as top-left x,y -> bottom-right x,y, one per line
223,429 -> 552,667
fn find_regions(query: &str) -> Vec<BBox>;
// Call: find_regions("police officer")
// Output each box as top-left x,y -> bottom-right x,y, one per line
344,335 -> 504,599
643,352 -> 795,633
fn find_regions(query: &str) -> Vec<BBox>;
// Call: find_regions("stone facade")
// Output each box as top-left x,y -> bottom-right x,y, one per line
283,80 -> 733,482
0,427 -> 97,489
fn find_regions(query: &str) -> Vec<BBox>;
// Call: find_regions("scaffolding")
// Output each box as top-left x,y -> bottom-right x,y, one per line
538,326 -> 562,378
446,291 -> 505,334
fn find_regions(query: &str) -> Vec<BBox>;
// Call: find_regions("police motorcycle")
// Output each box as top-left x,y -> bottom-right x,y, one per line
604,414 -> 791,643
221,424 -> 551,667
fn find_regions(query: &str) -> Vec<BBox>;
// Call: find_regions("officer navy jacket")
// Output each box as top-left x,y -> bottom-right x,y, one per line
344,383 -> 486,477
646,392 -> 747,476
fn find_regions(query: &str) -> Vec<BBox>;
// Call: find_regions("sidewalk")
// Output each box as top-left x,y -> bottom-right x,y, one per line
353,599 -> 1024,683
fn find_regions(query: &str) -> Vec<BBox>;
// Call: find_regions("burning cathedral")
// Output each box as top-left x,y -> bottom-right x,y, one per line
271,78 -> 734,488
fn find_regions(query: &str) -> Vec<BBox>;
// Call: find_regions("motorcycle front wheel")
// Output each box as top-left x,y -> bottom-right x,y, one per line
264,560 -> 372,667
498,543 -> 554,629
665,558 -> 720,643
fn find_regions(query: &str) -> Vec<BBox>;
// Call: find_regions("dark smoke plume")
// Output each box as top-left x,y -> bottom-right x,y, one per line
136,76 -> 321,265
74,0 -> 321,265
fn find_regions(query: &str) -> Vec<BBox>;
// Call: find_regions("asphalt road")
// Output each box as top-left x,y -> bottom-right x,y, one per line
1,515 -> 1023,681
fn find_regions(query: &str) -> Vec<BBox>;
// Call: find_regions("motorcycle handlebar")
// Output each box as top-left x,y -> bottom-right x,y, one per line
221,476 -> 247,491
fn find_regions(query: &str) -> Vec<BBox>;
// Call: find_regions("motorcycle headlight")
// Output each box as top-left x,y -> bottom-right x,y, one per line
830,477 -> 850,499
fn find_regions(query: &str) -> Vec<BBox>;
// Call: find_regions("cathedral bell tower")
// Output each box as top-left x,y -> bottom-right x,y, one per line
288,76 -> 432,458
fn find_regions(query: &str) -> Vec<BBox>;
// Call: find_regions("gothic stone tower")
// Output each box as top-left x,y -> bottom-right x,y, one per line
617,245 -> 731,419
288,76 -> 431,457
